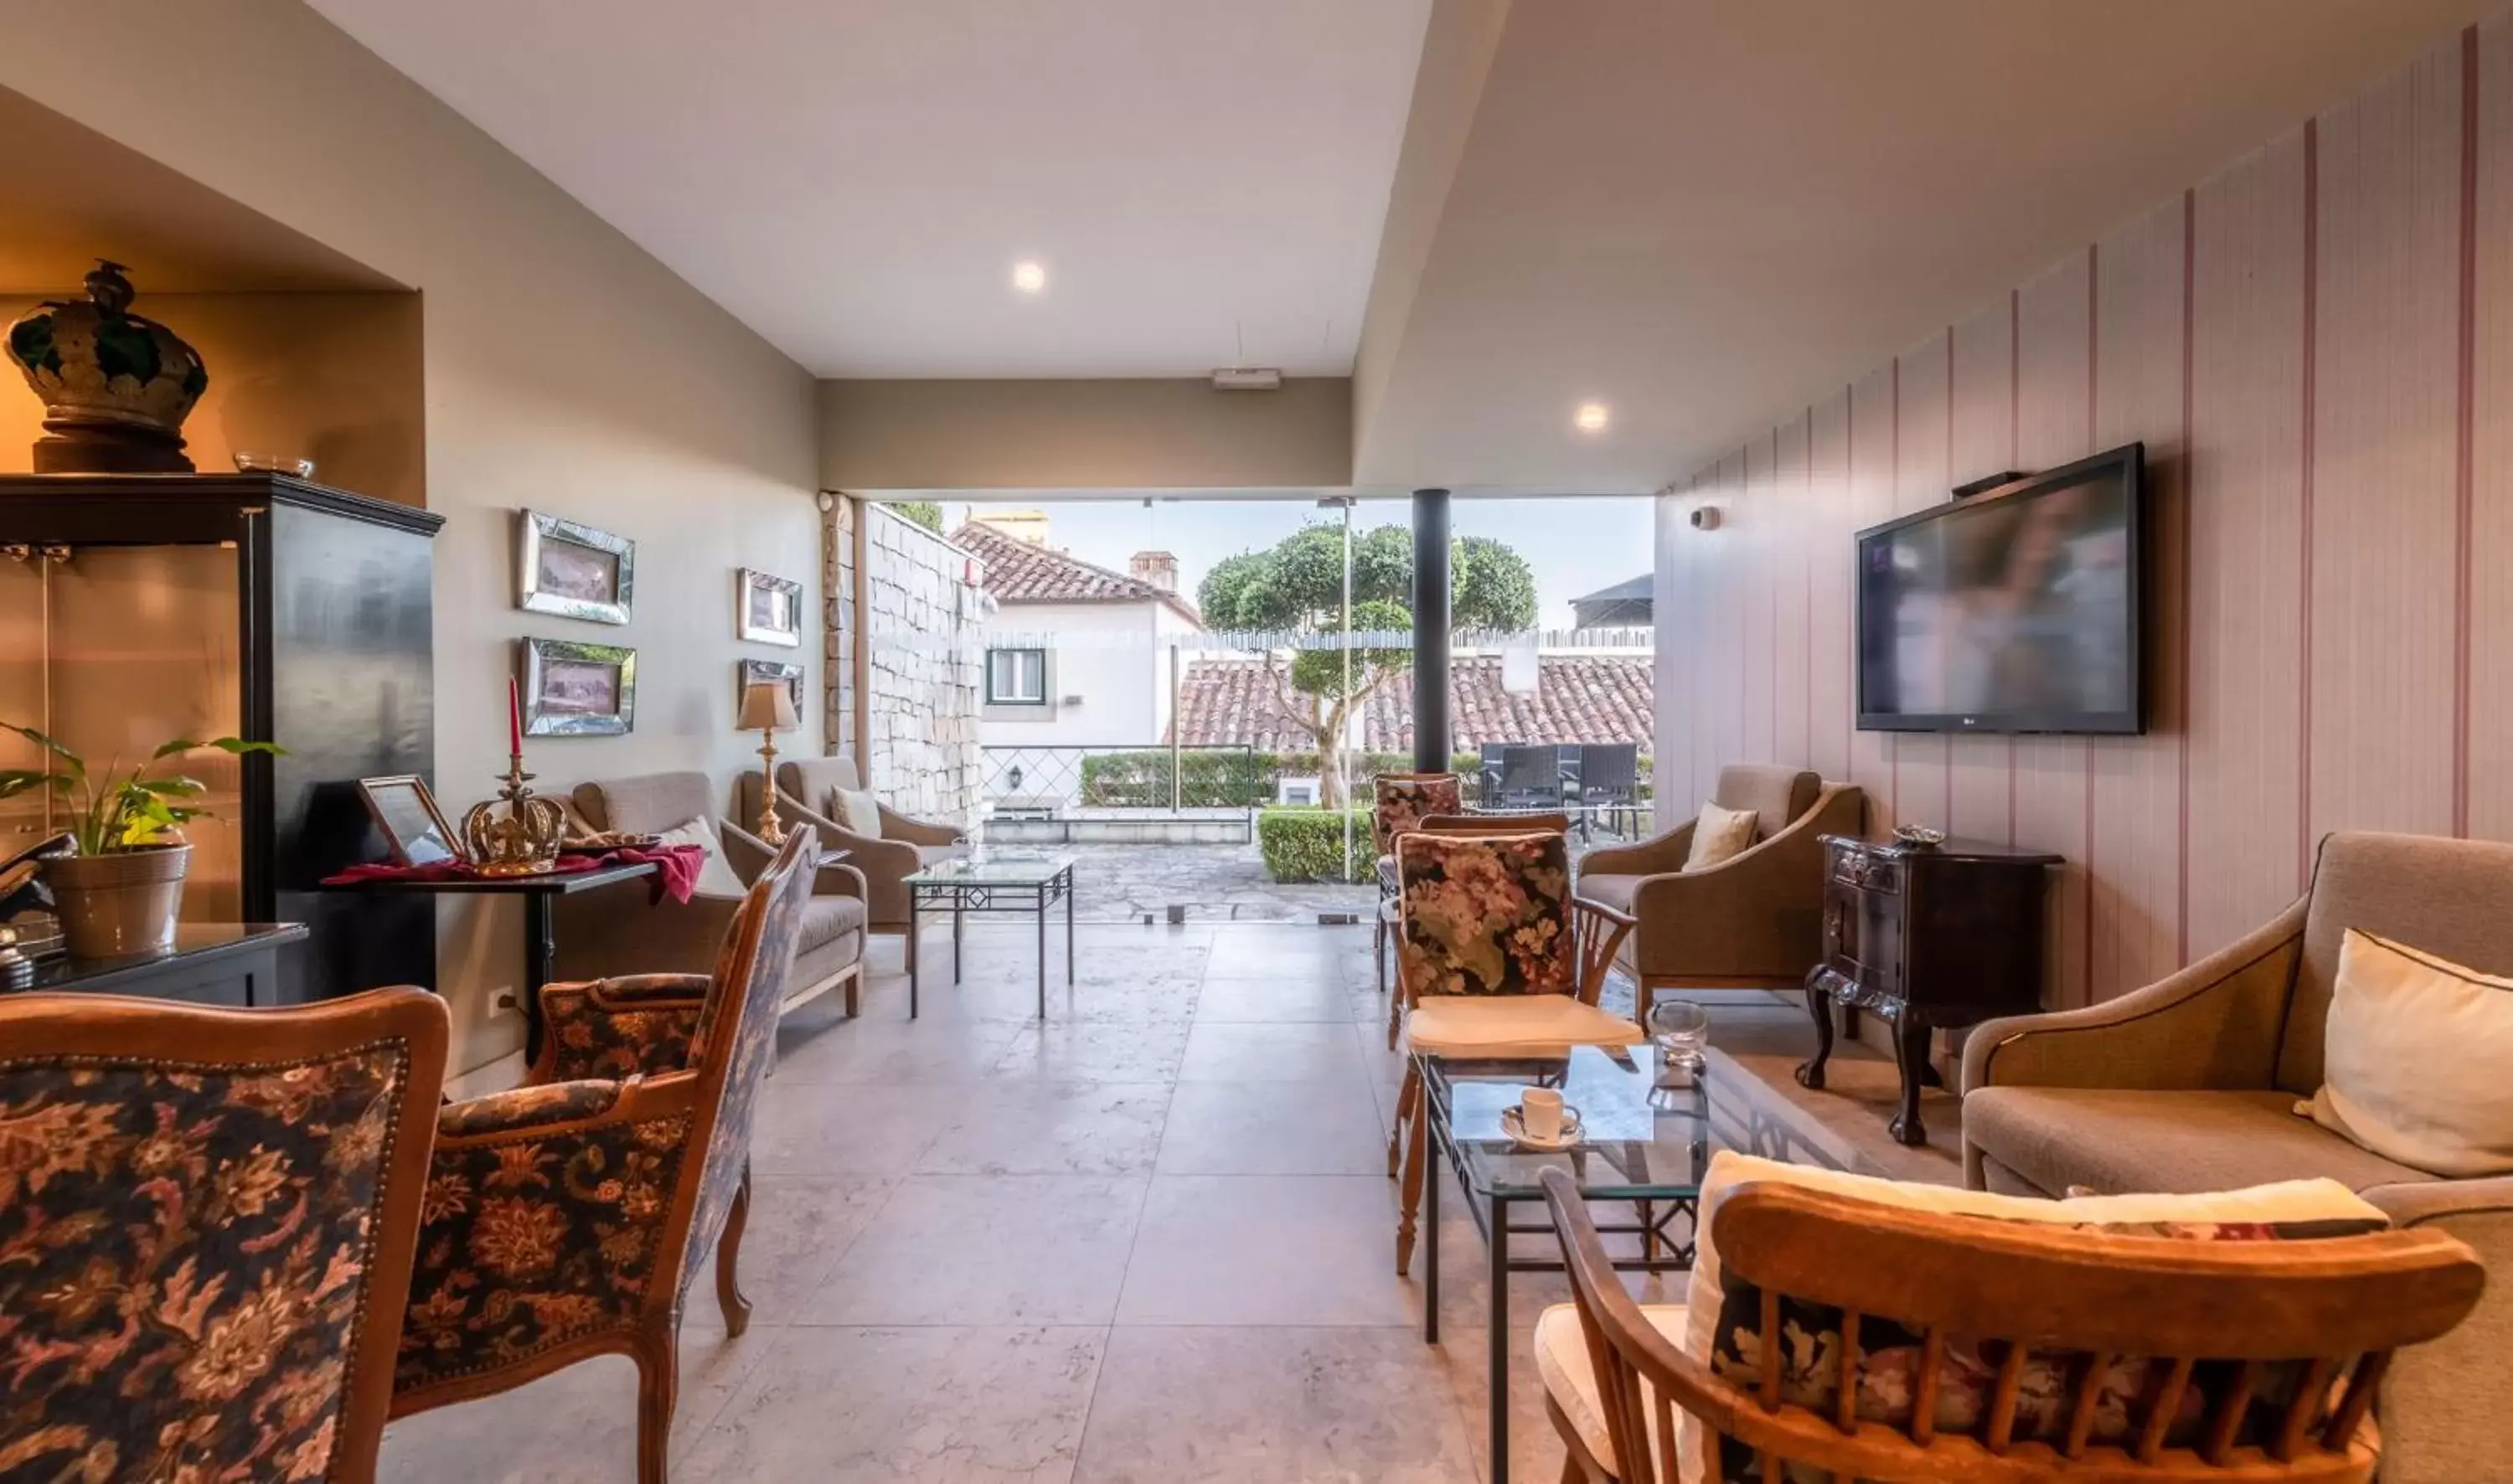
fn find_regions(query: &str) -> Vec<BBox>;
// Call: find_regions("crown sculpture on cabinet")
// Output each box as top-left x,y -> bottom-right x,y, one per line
5,260 -> 209,473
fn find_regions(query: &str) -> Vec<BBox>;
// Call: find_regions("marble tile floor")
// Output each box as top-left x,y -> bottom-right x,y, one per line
379,921 -> 1681,1484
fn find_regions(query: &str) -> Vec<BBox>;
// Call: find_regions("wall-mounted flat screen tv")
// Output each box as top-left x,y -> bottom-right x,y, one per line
1855,442 -> 2145,735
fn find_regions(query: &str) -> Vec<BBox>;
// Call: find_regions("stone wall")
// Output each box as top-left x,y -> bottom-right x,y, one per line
823,498 -> 981,819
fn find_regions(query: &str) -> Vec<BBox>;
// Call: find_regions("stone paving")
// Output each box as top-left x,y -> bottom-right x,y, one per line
1040,832 -> 1634,925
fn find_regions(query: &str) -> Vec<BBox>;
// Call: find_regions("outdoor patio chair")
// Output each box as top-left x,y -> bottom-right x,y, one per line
1577,743 -> 1641,837
1388,827 -> 1637,1274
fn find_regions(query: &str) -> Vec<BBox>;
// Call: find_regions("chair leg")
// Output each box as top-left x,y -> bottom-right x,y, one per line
636,1327 -> 679,1484
715,1162 -> 754,1337
1396,1083 -> 1427,1274
844,966 -> 861,1018
1387,1061 -> 1418,1178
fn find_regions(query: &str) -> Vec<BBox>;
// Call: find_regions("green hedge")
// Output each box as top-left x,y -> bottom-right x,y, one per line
1256,807 -> 1375,883
1079,750 -> 1278,807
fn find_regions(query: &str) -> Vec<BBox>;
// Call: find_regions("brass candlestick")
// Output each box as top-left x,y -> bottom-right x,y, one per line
462,752 -> 567,876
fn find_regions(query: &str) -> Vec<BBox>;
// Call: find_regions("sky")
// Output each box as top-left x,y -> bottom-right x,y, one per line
934,495 -> 1654,631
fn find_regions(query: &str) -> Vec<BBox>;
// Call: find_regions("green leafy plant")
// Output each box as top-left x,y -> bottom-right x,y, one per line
1255,806 -> 1375,884
0,726 -> 282,855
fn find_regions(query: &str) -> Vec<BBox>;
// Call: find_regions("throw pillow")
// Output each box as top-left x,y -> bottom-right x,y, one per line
1682,801 -> 1758,871
2306,929 -> 2513,1177
1677,1151 -> 2386,1483
833,786 -> 885,839
654,817 -> 746,899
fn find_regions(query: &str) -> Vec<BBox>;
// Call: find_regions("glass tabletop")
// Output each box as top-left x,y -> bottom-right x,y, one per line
903,853 -> 1075,887
1427,1044 -> 1718,1200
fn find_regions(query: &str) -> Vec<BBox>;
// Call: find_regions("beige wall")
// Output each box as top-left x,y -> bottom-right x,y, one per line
0,291 -> 427,507
0,2 -> 820,1078
820,377 -> 1352,491
1659,20 -> 2513,1016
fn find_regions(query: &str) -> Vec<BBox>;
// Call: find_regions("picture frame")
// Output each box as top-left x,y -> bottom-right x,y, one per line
739,657 -> 804,717
521,636 -> 637,736
356,775 -> 465,866
737,567 -> 803,647
519,509 -> 636,625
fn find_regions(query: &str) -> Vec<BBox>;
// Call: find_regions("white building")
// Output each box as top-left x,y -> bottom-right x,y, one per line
952,517 -> 1207,806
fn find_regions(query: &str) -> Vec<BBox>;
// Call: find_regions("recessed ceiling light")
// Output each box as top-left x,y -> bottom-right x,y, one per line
1011,260 -> 1047,295
1574,402 -> 1610,434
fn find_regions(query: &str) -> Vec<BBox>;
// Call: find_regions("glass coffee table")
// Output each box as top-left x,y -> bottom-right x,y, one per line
1421,1044 -> 1717,1483
901,855 -> 1075,1018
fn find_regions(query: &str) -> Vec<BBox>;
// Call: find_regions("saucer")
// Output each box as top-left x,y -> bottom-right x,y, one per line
1499,1104 -> 1584,1152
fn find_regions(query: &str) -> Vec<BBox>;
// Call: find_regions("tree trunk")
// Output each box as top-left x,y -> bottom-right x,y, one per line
1317,696 -> 1352,811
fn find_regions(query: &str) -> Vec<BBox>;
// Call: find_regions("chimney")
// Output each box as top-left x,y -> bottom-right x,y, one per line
1128,550 -> 1179,592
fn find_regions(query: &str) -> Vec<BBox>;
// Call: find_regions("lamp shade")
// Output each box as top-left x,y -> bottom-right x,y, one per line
739,680 -> 798,732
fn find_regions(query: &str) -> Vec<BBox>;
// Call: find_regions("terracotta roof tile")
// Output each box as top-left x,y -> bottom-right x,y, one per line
1170,654 -> 1653,752
952,521 -> 1202,623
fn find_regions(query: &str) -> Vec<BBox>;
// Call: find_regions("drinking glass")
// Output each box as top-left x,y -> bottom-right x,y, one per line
1648,997 -> 1711,1085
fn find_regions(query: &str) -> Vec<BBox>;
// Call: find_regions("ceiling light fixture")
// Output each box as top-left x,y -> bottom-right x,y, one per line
1011,260 -> 1047,295
1574,402 -> 1610,434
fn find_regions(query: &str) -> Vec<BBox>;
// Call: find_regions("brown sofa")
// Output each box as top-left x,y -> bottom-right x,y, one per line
741,756 -> 967,933
1574,764 -> 1864,1020
1962,830 -> 2513,1483
556,770 -> 869,1015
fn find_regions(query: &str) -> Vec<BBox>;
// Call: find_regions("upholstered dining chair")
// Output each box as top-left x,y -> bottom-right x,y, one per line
1377,810 -> 1576,1041
1389,827 -> 1638,1273
1535,1166 -> 2485,1484
0,986 -> 450,1484
390,829 -> 819,1484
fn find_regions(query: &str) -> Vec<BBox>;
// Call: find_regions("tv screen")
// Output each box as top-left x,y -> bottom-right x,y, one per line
1855,443 -> 2145,734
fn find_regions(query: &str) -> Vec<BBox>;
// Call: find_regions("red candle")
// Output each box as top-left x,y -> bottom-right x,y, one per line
508,676 -> 524,756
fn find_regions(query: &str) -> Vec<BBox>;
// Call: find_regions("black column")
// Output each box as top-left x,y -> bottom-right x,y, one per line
1411,487 -> 1452,772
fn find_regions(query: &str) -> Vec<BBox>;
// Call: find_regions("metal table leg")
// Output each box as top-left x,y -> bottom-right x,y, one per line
1035,888 -> 1047,1018
907,892 -> 921,1019
1064,869 -> 1075,982
520,889 -> 555,1066
952,897 -> 963,984
1489,1190 -> 1509,1483
1423,1110 -> 1440,1344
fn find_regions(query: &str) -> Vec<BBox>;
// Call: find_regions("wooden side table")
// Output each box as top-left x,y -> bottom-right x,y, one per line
1797,834 -> 2061,1146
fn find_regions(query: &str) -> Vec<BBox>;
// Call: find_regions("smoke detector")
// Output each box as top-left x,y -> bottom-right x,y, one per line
1210,367 -> 1282,392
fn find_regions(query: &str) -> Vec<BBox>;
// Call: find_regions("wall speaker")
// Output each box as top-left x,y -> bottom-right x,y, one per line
1690,507 -> 1722,531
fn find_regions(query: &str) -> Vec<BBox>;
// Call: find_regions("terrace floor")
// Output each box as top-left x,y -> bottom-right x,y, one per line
1052,833 -> 1637,925
378,922 -> 1800,1483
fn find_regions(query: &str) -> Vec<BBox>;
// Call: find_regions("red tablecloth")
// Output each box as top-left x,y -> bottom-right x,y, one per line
321,843 -> 709,904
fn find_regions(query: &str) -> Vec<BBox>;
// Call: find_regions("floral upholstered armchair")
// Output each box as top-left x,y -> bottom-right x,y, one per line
0,987 -> 450,1484
1387,827 -> 1638,1273
390,830 -> 820,1484
1370,772 -> 1465,1009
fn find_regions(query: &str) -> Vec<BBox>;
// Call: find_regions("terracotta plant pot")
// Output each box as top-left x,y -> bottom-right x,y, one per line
44,844 -> 189,958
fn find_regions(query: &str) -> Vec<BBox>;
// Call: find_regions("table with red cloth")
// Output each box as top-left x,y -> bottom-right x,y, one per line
322,843 -> 709,904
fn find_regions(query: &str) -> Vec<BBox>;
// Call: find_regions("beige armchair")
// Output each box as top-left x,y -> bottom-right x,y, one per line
1574,763 -> 1864,1020
1961,831 -> 2513,1484
557,769 -> 869,1016
740,755 -> 967,933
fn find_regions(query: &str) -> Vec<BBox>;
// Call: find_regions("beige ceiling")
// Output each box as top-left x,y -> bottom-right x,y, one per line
0,85 -> 399,296
1356,0 -> 2498,492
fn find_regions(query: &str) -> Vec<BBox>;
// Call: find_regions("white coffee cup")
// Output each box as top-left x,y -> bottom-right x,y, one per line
1519,1086 -> 1565,1142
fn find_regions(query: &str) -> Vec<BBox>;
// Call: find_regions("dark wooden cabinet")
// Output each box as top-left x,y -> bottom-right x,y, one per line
1798,833 -> 2061,1146
0,474 -> 443,1002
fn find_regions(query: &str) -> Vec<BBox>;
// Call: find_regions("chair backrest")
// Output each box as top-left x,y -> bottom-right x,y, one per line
673,827 -> 819,1306
776,754 -> 863,816
1373,771 -> 1463,854
1540,1167 -> 2484,1484
1396,829 -> 1580,999
2277,830 -> 2513,1095
573,769 -> 720,837
1498,745 -> 1567,797
1580,744 -> 1638,796
1710,763 -> 1820,842
0,987 -> 449,1484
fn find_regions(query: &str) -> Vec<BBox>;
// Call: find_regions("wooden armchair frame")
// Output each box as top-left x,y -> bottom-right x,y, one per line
390,831 -> 821,1484
1539,1167 -> 2485,1483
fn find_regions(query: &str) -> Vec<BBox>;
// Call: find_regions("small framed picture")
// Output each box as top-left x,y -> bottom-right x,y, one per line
521,636 -> 637,736
739,657 -> 804,716
738,568 -> 802,647
357,775 -> 464,866
519,510 -> 635,625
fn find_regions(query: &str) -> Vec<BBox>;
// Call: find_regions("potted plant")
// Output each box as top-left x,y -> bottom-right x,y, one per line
0,727 -> 281,956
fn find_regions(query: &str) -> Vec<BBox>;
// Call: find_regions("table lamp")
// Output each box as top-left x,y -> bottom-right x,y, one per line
739,679 -> 801,844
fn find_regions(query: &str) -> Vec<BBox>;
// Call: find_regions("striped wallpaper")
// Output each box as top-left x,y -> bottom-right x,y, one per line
1655,18 -> 2512,1010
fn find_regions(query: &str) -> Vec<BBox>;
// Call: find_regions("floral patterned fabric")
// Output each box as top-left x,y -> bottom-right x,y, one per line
1705,1214 -> 2388,1481
395,1110 -> 693,1393
1373,773 -> 1463,855
436,1079 -> 621,1137
539,976 -> 704,1083
1396,831 -> 1576,998
0,1046 -> 413,1483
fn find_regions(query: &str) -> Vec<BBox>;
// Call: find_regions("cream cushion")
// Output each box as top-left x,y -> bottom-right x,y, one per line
655,817 -> 746,899
1404,995 -> 1642,1059
1675,1151 -> 2385,1482
2306,930 -> 2513,1177
1682,801 -> 1757,871
1535,1301 -> 1687,1470
833,786 -> 885,838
